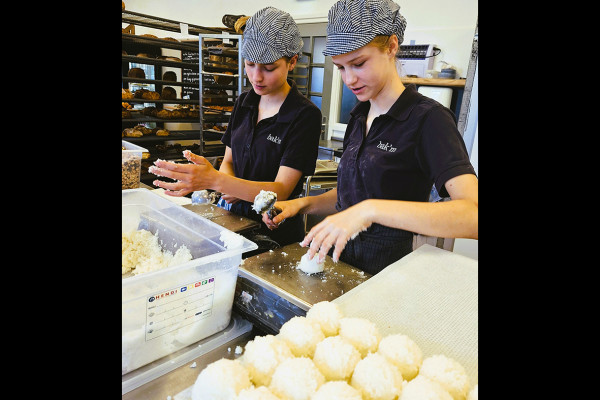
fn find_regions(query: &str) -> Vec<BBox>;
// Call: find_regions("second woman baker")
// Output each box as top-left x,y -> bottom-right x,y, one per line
149,6 -> 322,247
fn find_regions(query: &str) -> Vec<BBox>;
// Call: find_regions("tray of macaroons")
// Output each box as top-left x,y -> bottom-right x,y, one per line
173,300 -> 478,400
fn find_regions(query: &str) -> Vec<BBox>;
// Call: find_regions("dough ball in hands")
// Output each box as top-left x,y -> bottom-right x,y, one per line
400,375 -> 453,400
306,300 -> 343,336
377,333 -> 423,381
191,358 -> 251,400
269,357 -> 325,400
338,317 -> 381,357
237,385 -> 282,400
312,335 -> 361,381
350,352 -> 403,400
419,355 -> 470,400
277,316 -> 324,357
312,381 -> 362,400
240,334 -> 293,387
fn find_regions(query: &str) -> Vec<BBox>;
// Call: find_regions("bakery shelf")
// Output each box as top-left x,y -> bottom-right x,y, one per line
123,130 -> 201,143
122,115 -> 201,123
122,33 -> 199,52
122,55 -> 199,70
122,77 -> 199,88
122,97 -> 200,105
121,10 -> 227,36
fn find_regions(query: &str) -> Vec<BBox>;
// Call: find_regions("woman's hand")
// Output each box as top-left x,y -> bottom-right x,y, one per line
300,200 -> 373,263
149,150 -> 218,197
262,198 -> 305,230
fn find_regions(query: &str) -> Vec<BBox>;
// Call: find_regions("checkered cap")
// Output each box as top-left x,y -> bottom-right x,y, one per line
240,7 -> 304,64
323,0 -> 407,57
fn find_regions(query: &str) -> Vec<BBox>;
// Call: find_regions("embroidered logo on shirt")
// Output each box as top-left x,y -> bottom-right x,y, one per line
267,134 -> 282,144
377,141 -> 397,152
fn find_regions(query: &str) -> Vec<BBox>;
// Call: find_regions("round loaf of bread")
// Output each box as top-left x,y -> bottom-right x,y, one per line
161,86 -> 176,100
162,71 -> 177,81
127,68 -> 145,79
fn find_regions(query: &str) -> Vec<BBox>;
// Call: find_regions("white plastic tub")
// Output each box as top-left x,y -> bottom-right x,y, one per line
122,189 -> 257,374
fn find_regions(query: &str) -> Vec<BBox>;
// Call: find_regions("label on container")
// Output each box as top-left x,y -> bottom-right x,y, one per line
145,277 -> 215,341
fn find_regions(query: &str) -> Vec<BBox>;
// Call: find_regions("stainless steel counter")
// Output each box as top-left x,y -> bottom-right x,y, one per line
238,242 -> 370,311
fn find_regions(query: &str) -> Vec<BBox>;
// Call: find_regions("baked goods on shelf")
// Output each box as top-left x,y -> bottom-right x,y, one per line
122,128 -> 143,137
122,109 -> 131,119
161,86 -> 177,100
142,91 -> 161,100
162,71 -> 177,81
122,88 -> 134,99
127,68 -> 145,79
155,129 -> 170,136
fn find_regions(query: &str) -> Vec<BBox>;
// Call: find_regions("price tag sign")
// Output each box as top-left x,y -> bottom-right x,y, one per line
180,23 -> 189,35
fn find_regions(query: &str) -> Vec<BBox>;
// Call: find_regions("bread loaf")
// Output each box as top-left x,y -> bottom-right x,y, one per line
127,68 -> 145,79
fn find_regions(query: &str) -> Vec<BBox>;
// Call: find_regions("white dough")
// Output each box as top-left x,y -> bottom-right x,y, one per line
351,352 -> 404,400
277,316 -> 324,358
191,358 -> 251,400
377,333 -> 423,381
269,357 -> 325,400
467,384 -> 478,400
240,334 -> 293,387
400,375 -> 453,400
312,335 -> 361,381
419,355 -> 470,400
252,190 -> 277,214
298,252 -> 324,274
338,317 -> 381,357
237,385 -> 281,400
306,301 -> 343,336
312,381 -> 362,400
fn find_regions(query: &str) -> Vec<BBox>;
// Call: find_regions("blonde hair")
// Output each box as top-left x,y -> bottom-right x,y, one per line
370,35 -> 405,76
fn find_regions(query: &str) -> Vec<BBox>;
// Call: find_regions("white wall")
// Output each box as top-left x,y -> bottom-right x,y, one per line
123,0 -> 478,76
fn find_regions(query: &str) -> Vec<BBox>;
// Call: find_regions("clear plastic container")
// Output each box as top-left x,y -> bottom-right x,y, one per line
122,189 -> 257,374
122,140 -> 148,189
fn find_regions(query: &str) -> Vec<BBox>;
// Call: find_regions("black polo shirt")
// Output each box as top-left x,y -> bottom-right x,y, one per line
336,84 -> 475,213
221,79 -> 322,245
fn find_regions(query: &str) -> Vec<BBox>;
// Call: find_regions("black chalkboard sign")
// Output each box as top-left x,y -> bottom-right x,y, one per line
182,50 -> 199,100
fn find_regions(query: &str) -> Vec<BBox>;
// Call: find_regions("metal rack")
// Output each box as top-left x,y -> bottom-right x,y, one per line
122,11 -> 233,184
198,33 -> 244,157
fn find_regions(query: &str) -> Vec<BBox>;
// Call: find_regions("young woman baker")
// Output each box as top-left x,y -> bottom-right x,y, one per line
150,7 -> 322,247
263,0 -> 478,275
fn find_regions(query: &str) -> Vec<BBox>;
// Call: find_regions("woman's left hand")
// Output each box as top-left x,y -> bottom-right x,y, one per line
300,201 -> 372,263
149,150 -> 218,196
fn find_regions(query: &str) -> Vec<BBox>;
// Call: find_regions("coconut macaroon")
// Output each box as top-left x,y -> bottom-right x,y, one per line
419,355 -> 470,400
400,375 -> 453,400
467,384 -> 478,400
377,333 -> 423,381
306,300 -> 343,337
191,358 -> 251,400
312,335 -> 361,381
237,385 -> 282,400
338,317 -> 381,357
240,334 -> 294,387
277,316 -> 325,357
269,357 -> 325,400
312,381 -> 363,400
350,352 -> 403,400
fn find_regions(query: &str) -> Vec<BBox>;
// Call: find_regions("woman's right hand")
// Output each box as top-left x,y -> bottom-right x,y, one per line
262,198 -> 303,230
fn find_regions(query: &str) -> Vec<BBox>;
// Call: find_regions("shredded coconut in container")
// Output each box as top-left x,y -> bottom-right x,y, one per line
122,229 -> 192,276
219,230 -> 244,249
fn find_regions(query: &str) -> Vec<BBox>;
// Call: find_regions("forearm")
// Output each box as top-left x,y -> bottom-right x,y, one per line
363,198 -> 478,239
213,173 -> 294,203
298,188 -> 339,215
